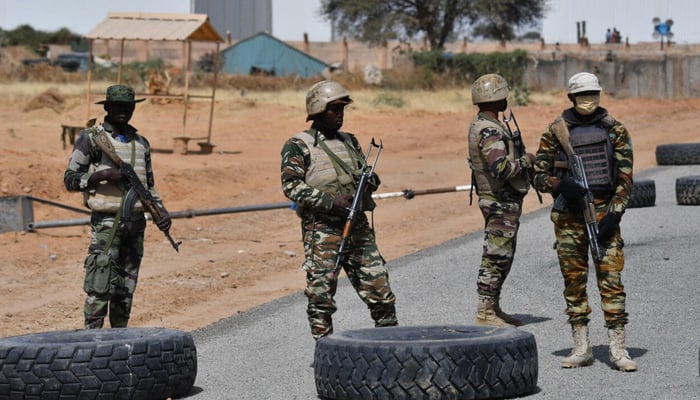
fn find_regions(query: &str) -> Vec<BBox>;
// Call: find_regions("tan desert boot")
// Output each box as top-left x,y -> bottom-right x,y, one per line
561,324 -> 593,368
474,297 -> 514,327
608,326 -> 638,372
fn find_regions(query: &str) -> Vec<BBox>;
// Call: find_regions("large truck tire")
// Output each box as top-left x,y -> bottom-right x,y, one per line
0,327 -> 197,400
314,325 -> 538,400
628,179 -> 656,208
676,175 -> 700,205
655,143 -> 700,165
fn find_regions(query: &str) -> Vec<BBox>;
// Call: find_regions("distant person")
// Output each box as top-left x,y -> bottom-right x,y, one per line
64,84 -> 172,329
467,74 -> 536,327
533,72 -> 637,371
280,80 -> 398,340
612,28 -> 621,43
605,29 -> 612,43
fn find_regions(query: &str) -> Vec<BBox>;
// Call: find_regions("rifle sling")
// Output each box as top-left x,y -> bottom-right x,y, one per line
99,138 -> 136,256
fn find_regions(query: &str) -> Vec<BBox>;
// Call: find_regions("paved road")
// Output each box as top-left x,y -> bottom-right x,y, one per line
187,165 -> 700,400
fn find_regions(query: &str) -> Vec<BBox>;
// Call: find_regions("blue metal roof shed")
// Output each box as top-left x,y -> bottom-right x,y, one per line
221,32 -> 328,78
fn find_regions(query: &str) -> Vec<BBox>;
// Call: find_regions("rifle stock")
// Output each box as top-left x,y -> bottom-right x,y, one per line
332,138 -> 382,277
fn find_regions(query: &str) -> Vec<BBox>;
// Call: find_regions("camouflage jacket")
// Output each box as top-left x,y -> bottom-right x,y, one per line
63,120 -> 160,203
533,107 -> 633,214
281,129 -> 364,219
468,112 -> 531,200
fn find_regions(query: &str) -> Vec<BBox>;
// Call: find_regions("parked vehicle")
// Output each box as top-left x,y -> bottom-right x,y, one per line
53,52 -> 90,72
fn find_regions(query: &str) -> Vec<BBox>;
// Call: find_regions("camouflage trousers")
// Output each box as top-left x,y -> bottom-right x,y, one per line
300,214 -> 398,339
551,206 -> 628,328
476,198 -> 523,299
83,212 -> 146,329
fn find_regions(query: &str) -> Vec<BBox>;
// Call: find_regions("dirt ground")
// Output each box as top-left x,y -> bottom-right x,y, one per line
1,83 -> 699,339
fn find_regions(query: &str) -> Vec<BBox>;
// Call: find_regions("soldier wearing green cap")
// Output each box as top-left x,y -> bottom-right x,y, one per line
64,84 -> 171,329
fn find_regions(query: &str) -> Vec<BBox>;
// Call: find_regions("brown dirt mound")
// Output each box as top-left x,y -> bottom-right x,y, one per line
23,87 -> 66,113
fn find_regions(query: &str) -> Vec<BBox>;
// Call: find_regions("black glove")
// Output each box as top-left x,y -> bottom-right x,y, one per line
331,194 -> 353,217
597,212 -> 621,246
155,213 -> 172,232
367,172 -> 381,192
557,178 -> 585,212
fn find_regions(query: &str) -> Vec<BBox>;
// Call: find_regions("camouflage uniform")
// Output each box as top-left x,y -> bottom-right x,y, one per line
468,112 -> 531,301
533,107 -> 633,329
64,119 -> 161,329
281,130 -> 398,339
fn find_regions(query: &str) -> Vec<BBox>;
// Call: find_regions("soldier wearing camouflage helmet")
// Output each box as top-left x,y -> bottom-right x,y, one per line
467,73 -> 536,327
533,72 -> 637,371
64,84 -> 172,329
280,80 -> 398,340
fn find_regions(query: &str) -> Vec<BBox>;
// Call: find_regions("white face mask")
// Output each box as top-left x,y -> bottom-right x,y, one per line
574,94 -> 600,115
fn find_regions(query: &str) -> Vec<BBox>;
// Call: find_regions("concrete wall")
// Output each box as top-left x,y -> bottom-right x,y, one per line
86,37 -> 700,99
525,51 -> 700,98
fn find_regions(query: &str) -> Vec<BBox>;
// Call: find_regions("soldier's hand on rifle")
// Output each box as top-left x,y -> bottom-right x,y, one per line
555,178 -> 585,212
597,212 -> 621,246
331,194 -> 353,217
88,168 -> 123,187
521,153 -> 536,176
526,153 -> 536,166
155,212 -> 172,232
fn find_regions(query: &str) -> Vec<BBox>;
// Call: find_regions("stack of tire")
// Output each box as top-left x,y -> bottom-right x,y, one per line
628,179 -> 656,208
655,143 -> 700,205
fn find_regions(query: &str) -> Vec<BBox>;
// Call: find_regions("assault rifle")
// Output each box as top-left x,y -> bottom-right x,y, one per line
332,138 -> 383,278
94,131 -> 181,252
550,120 -> 603,263
503,110 -> 542,203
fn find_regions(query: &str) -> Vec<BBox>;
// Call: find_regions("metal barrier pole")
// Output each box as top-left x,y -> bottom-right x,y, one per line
373,185 -> 472,200
12,185 -> 473,232
26,202 -> 295,231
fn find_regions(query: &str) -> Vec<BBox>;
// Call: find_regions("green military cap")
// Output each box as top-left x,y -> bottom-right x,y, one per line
95,84 -> 145,104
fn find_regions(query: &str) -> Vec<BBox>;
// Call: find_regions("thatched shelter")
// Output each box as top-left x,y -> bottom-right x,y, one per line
85,12 -> 223,151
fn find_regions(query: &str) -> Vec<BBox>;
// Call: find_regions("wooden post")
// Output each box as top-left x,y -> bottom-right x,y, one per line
86,39 -> 94,122
182,40 -> 191,136
205,41 -> 220,146
342,37 -> 349,72
380,40 -> 388,69
303,32 -> 310,54
118,39 -> 125,84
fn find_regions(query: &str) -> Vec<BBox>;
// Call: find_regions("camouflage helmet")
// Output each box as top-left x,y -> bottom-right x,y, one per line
568,72 -> 602,94
305,80 -> 352,119
471,74 -> 510,104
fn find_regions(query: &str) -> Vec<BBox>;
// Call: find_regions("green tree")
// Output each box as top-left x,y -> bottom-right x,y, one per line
2,25 -> 83,54
470,0 -> 546,46
320,0 -> 547,50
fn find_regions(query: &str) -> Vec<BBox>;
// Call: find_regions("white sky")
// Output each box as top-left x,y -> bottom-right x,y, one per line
542,0 -> 697,45
3,0 -> 697,45
0,0 -> 331,41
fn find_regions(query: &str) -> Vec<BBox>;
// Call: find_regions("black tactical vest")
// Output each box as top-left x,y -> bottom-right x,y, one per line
555,121 -> 617,194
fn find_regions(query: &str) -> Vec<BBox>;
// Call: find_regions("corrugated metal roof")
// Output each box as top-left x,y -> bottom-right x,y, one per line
221,32 -> 328,78
86,12 -> 223,42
